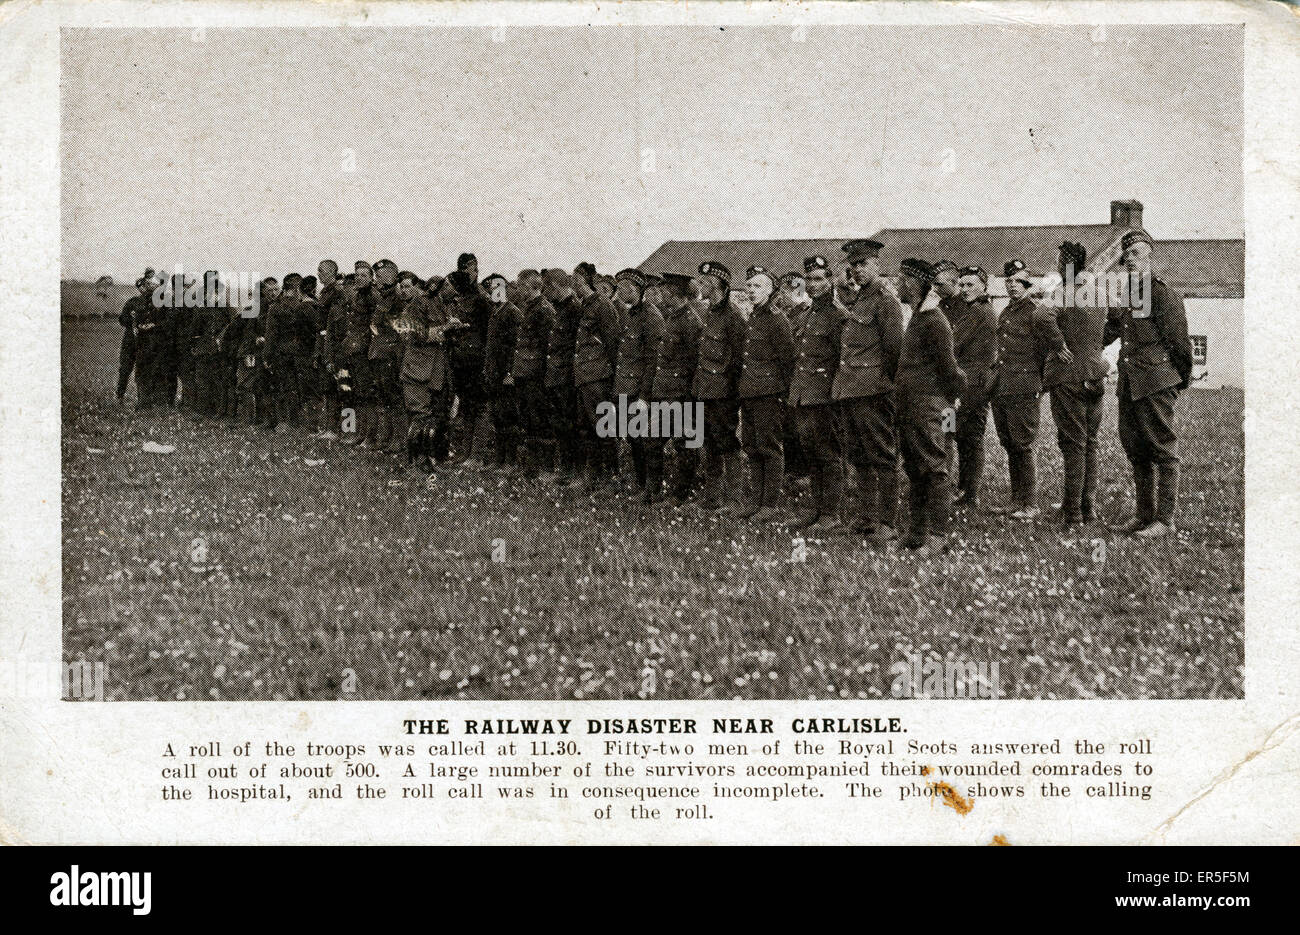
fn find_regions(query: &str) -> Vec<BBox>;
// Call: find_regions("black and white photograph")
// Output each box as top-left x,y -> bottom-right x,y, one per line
59,20 -> 1244,704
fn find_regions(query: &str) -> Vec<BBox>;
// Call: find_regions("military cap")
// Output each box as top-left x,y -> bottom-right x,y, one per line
841,239 -> 883,262
614,268 -> 647,290
374,258 -> 396,271
542,268 -> 571,287
1059,241 -> 1087,268
803,255 -> 830,274
780,271 -> 806,286
745,265 -> 777,288
1120,229 -> 1154,252
642,272 -> 664,286
900,258 -> 934,283
573,262 -> 597,285
959,265 -> 989,285
1003,259 -> 1032,284
594,274 -> 616,291
660,271 -> 696,292
698,261 -> 731,286
354,260 -> 372,272
931,260 -> 959,278
457,252 -> 477,271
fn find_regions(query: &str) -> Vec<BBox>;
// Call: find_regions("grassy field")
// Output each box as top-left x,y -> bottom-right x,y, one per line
62,314 -> 1244,701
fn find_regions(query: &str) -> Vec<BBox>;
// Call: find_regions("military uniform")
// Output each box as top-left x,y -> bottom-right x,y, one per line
692,277 -> 746,509
573,290 -> 622,486
230,312 -> 269,426
512,292 -> 555,477
1041,276 -> 1110,524
613,291 -> 664,489
783,295 -> 815,481
833,278 -> 904,533
1104,272 -> 1192,528
943,292 -> 998,504
445,272 -> 493,461
264,292 -> 314,428
170,298 -> 195,410
312,280 -> 347,434
896,284 -> 966,545
368,282 -> 407,451
326,282 -> 374,443
990,278 -> 1052,513
545,292 -> 584,479
398,291 -> 452,467
646,297 -> 703,503
736,297 -> 795,515
483,294 -> 522,469
116,293 -> 145,402
132,287 -> 170,409
787,286 -> 846,526
189,292 -> 228,416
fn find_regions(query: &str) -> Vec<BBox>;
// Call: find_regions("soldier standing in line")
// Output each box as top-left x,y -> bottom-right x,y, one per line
510,269 -> 556,480
784,256 -> 846,533
444,253 -> 492,466
943,265 -> 999,509
832,239 -> 904,543
645,272 -> 703,507
990,259 -> 1054,519
1041,242 -> 1111,530
116,275 -> 152,405
571,263 -> 622,492
729,266 -> 795,523
691,261 -> 747,513
169,273 -> 195,412
189,270 -> 225,417
1105,229 -> 1193,538
132,273 -> 170,410
296,274 -> 323,435
232,278 -> 277,427
263,273 -> 311,432
216,281 -> 244,420
312,260 -> 346,439
397,272 -> 456,474
368,259 -> 408,454
328,261 -> 376,446
482,273 -> 522,474
895,259 -> 966,554
612,268 -> 664,494
542,268 -> 584,485
776,270 -> 813,489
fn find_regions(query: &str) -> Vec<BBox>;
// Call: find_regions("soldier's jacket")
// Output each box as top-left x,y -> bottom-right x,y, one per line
737,300 -> 795,400
397,292 -> 451,389
444,272 -> 492,370
1104,276 -> 1192,400
169,303 -> 194,362
483,301 -> 521,391
120,295 -> 146,332
264,293 -> 312,357
651,302 -> 703,400
512,293 -> 555,382
574,292 -> 621,387
942,294 -> 998,396
896,300 -> 966,402
614,301 -> 664,401
788,300 -> 814,344
787,291 -> 845,407
327,284 -> 374,363
692,298 -> 746,400
832,279 -> 904,401
189,297 -> 228,357
1040,279 -> 1110,389
132,289 -> 168,347
367,285 -> 405,361
315,282 -> 347,366
992,296 -> 1052,396
545,292 -> 583,389
234,312 -> 265,360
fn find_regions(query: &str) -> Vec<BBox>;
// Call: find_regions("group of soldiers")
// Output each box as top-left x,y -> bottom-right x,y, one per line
115,228 -> 1193,552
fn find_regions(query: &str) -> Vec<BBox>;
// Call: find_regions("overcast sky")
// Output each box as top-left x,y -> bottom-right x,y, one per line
61,24 -> 1242,282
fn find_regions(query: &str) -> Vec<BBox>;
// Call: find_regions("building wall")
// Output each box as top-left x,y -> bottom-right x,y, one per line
1184,298 -> 1243,389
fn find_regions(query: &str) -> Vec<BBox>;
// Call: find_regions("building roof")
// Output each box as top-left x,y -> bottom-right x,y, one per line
639,227 -> 1243,299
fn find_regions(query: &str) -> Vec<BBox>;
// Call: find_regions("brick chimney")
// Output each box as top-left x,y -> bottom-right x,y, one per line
1110,199 -> 1144,229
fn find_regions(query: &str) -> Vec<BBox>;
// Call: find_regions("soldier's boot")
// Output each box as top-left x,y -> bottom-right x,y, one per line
405,421 -> 422,466
1060,445 -> 1086,526
716,452 -> 745,514
1010,451 -> 1040,519
386,409 -> 407,454
850,467 -> 879,535
784,463 -> 821,530
903,475 -> 928,549
877,466 -> 900,534
809,464 -> 844,534
991,453 -> 1019,515
1136,462 -> 1181,539
693,451 -> 721,512
1080,443 -> 1099,523
1120,462 -> 1157,534
926,473 -> 952,539
726,456 -> 761,519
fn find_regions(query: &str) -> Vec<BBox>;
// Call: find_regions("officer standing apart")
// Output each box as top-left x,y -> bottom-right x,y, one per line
1041,241 -> 1111,529
1105,229 -> 1193,538
785,255 -> 846,534
691,261 -> 746,513
832,239 -> 904,543
990,259 -> 1053,519
895,259 -> 966,554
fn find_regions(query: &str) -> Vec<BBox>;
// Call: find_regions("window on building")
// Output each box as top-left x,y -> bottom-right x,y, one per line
1190,335 -> 1208,365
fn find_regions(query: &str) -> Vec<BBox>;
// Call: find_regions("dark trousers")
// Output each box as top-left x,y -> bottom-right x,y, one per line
899,390 -> 952,538
134,335 -> 169,408
269,352 -> 310,426
116,331 -> 136,400
1050,380 -> 1105,521
516,376 -> 552,471
403,378 -> 451,460
740,395 -> 785,508
838,392 -> 899,529
1118,384 -> 1180,524
578,379 -> 617,478
548,383 -> 582,474
949,392 -> 989,500
451,355 -> 486,458
194,354 -> 225,415
645,395 -> 698,499
793,403 -> 841,516
992,392 -> 1042,508
488,385 -> 522,465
